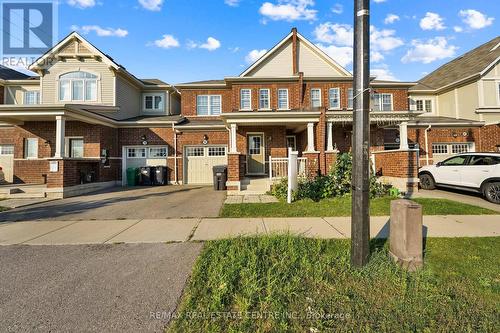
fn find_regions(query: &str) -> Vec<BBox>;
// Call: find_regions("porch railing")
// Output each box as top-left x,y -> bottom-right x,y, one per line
269,157 -> 307,181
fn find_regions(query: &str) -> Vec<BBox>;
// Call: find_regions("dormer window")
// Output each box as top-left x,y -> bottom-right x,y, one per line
59,71 -> 98,102
143,93 -> 165,112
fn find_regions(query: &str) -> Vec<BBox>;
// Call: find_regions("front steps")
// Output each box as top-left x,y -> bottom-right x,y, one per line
0,184 -> 47,199
228,177 -> 272,195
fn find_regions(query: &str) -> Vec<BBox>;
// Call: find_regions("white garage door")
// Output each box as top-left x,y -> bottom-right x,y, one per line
124,146 -> 168,171
185,146 -> 227,184
0,145 -> 14,183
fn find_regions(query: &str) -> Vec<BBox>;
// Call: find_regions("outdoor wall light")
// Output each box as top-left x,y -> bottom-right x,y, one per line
203,135 -> 209,145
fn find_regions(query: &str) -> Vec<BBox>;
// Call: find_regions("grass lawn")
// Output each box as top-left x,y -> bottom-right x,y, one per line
220,197 -> 498,218
168,236 -> 500,332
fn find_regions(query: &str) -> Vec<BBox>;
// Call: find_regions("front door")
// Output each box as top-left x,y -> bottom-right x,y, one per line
247,134 -> 265,174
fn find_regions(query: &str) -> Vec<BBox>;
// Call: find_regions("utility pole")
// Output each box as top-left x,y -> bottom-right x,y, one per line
351,0 -> 371,267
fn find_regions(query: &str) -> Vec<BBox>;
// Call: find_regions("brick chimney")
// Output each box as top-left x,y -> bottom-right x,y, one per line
291,27 -> 298,75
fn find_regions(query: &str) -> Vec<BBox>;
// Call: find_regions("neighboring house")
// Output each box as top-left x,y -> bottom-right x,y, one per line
408,36 -> 500,165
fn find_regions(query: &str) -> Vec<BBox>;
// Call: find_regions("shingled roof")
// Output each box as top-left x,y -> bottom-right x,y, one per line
410,36 -> 500,91
0,65 -> 32,80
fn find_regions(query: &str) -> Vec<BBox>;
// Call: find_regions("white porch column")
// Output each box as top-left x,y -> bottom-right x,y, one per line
306,122 -> 315,152
55,116 -> 66,158
327,122 -> 334,151
230,123 -> 238,153
399,121 -> 409,150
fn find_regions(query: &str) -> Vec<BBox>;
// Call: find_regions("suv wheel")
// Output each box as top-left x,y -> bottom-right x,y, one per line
484,182 -> 500,204
419,173 -> 436,190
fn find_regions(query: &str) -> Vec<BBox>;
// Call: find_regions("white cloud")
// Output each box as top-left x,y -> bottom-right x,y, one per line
71,25 -> 128,37
453,26 -> 463,32
331,3 -> 343,15
402,37 -> 458,64
225,0 -> 240,6
199,37 -> 221,51
229,46 -> 240,53
152,34 -> 180,49
384,14 -> 400,24
259,0 -> 317,22
370,26 -> 404,52
371,51 -> 384,63
245,49 -> 268,64
420,12 -> 446,30
373,0 -> 386,3
67,0 -> 96,8
138,0 -> 163,11
313,23 -> 353,46
459,9 -> 494,30
316,44 -> 353,67
371,65 -> 397,81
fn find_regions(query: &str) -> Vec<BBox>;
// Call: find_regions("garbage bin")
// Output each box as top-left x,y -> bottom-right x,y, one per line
153,166 -> 168,186
139,166 -> 154,186
126,167 -> 138,186
213,165 -> 227,191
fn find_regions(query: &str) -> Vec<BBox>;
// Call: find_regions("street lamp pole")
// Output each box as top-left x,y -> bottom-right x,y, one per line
351,0 -> 371,267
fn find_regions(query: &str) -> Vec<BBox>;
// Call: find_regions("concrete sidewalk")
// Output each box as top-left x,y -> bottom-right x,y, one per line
1,215 -> 499,245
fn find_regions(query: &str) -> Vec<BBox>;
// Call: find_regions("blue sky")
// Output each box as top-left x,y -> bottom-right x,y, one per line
28,0 -> 500,83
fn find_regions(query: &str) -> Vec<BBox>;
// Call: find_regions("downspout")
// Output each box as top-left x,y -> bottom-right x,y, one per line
172,123 -> 178,184
424,125 -> 432,166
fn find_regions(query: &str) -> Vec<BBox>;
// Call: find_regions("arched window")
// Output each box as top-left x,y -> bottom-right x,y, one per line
59,71 -> 98,102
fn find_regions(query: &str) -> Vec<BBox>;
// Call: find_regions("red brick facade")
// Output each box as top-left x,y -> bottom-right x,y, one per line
374,150 -> 418,179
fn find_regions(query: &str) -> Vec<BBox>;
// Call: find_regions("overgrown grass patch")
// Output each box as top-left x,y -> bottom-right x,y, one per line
168,236 -> 499,332
220,196 -> 497,217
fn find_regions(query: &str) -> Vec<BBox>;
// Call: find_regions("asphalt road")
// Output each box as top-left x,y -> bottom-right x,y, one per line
0,185 -> 226,222
0,243 -> 203,332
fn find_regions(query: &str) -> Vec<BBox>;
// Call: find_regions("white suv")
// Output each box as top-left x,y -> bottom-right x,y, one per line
418,153 -> 500,204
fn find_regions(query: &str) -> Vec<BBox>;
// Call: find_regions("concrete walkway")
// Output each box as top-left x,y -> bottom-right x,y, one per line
1,215 -> 498,245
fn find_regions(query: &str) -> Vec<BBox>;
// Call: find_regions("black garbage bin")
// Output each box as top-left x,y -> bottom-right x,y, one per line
153,166 -> 168,186
139,166 -> 154,186
213,165 -> 227,191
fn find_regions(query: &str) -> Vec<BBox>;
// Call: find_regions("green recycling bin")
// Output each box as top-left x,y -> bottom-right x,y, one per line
126,167 -> 139,186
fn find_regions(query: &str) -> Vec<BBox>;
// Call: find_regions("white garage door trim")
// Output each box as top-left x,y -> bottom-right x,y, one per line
0,145 -> 14,183
122,145 -> 169,186
184,145 -> 228,185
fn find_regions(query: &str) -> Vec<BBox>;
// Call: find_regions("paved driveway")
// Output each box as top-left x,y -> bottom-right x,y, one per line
0,243 -> 202,332
416,188 -> 500,213
0,186 -> 226,222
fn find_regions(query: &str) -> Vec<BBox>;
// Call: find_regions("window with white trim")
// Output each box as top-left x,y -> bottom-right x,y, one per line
240,89 -> 252,110
196,95 -> 221,116
497,82 -> 500,104
0,145 -> 14,155
259,89 -> 270,110
286,135 -> 297,151
371,93 -> 393,111
127,148 -> 147,158
311,89 -> 322,108
149,147 -> 168,157
143,93 -> 164,112
278,89 -> 289,110
432,143 -> 474,155
415,99 -> 432,112
186,147 -> 205,157
68,138 -> 84,158
329,88 -> 340,109
24,91 -> 40,105
348,88 -> 354,109
208,147 -> 226,157
24,138 -> 38,159
59,71 -> 98,102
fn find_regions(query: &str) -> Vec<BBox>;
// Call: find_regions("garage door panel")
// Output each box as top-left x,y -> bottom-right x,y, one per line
185,146 -> 227,184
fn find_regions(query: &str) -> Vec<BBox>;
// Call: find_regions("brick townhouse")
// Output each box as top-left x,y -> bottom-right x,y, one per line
0,29 -> 498,197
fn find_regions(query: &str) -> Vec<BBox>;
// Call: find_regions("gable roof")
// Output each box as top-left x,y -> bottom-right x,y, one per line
240,29 -> 351,78
411,36 -> 500,92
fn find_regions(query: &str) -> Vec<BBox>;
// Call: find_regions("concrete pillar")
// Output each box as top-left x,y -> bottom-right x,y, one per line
230,124 -> 238,153
307,122 -> 315,152
399,121 -> 409,150
389,199 -> 423,271
327,122 -> 334,151
55,116 -> 66,159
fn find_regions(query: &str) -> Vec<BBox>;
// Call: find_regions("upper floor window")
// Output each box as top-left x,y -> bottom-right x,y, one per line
415,99 -> 432,112
240,89 -> 252,110
197,95 -> 221,116
59,71 -> 98,102
372,93 -> 393,111
311,89 -> 322,108
143,93 -> 164,112
259,89 -> 270,110
278,89 -> 289,110
497,82 -> 500,104
329,88 -> 340,109
348,88 -> 354,109
24,91 -> 40,105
